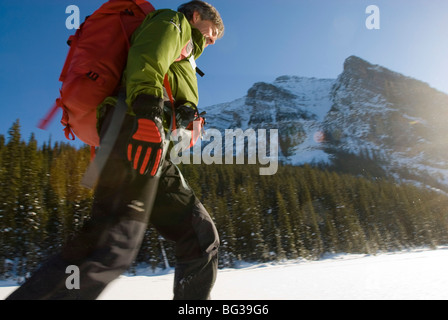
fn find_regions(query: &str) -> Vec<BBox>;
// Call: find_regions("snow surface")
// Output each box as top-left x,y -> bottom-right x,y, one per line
1,247 -> 448,300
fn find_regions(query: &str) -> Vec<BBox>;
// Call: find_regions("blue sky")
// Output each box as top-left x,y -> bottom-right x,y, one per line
1,0 -> 447,147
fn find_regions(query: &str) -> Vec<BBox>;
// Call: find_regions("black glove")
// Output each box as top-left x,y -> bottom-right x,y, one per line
175,105 -> 206,148
127,95 -> 165,176
176,105 -> 206,128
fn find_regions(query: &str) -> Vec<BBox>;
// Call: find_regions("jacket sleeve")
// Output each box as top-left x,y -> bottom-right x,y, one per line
167,60 -> 198,108
125,10 -> 192,108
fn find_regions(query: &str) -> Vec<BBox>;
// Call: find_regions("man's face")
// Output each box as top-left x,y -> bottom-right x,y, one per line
190,12 -> 219,48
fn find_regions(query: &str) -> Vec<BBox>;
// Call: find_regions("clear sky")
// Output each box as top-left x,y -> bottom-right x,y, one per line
1,0 -> 447,147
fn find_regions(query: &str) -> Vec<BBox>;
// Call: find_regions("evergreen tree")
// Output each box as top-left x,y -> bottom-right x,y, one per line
275,190 -> 298,259
16,134 -> 45,273
300,186 -> 324,258
2,120 -> 23,272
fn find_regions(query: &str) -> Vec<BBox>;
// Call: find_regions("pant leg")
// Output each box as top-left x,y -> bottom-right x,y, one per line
7,110 -> 159,300
7,217 -> 149,300
150,162 -> 220,300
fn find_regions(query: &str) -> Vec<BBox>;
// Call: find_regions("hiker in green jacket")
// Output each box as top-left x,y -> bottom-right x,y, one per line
7,1 -> 224,300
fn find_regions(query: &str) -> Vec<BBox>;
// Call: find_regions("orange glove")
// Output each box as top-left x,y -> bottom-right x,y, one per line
127,95 -> 165,176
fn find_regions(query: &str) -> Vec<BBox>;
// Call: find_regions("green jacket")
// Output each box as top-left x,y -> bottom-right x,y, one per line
98,9 -> 205,129
125,9 -> 206,110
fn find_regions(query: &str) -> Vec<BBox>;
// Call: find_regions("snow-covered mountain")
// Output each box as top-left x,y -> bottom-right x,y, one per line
203,56 -> 448,189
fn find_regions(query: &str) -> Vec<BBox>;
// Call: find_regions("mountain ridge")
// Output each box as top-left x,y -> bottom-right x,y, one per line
203,55 -> 448,190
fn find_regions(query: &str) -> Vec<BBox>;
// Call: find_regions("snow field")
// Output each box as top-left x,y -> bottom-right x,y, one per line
1,247 -> 448,300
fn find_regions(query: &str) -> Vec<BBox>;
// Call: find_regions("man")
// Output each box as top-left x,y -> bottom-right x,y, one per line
7,1 -> 224,300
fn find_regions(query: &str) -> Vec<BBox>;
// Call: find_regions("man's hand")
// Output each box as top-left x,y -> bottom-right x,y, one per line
127,95 -> 165,176
176,105 -> 206,148
176,105 -> 206,131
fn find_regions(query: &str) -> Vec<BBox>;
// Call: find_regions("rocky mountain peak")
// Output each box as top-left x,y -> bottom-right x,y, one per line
343,55 -> 373,73
204,56 -> 448,190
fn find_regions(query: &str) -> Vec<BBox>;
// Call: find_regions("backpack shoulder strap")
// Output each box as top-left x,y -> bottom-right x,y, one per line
164,74 -> 176,132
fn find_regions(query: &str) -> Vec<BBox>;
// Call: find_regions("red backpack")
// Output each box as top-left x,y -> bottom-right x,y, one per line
39,0 -> 156,147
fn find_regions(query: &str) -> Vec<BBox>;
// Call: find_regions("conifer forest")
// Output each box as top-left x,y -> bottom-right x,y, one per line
2,120 -> 448,280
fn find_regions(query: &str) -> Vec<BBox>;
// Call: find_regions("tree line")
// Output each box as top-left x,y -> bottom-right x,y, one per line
2,120 -> 448,280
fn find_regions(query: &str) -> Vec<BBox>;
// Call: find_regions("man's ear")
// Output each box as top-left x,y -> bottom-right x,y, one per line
192,11 -> 201,24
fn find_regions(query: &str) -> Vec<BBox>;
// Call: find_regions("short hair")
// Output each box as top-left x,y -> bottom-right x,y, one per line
178,1 -> 224,39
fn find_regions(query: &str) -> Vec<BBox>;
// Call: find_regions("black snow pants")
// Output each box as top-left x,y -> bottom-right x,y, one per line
6,108 -> 219,300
